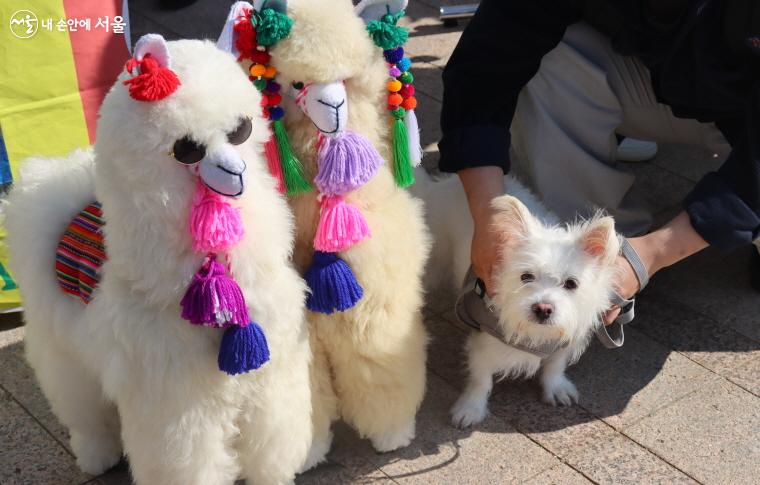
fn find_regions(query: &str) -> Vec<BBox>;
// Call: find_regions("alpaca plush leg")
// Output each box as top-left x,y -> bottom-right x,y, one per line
237,346 -> 315,485
26,334 -> 122,475
116,373 -> 240,485
301,331 -> 338,472
321,313 -> 427,453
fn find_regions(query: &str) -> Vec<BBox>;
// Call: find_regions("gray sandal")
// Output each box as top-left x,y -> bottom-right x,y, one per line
594,238 -> 650,349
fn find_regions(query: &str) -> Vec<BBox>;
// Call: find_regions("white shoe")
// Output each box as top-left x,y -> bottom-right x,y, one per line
617,138 -> 658,162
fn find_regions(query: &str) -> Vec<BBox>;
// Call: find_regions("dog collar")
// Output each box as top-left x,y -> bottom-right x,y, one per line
454,268 -> 570,359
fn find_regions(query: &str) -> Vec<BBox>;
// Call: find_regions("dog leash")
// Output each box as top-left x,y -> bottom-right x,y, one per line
455,268 -> 570,359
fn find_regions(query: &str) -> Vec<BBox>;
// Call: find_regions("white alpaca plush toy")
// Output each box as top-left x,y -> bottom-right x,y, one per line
218,0 -> 430,457
5,34 -> 314,485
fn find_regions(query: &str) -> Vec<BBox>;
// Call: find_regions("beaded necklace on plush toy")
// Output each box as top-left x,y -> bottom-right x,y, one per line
124,37 -> 269,376
233,3 -> 312,196
366,5 -> 421,188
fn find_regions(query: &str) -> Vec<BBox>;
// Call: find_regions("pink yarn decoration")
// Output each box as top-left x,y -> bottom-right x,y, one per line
189,182 -> 245,253
314,195 -> 371,252
264,133 -> 286,194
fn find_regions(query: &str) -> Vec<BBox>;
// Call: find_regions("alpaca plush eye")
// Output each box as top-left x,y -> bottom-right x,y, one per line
227,117 -> 252,145
563,278 -> 579,290
520,273 -> 535,283
292,81 -> 304,90
171,136 -> 206,165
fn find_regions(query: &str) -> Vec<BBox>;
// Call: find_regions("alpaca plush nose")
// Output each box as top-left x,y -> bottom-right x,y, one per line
298,81 -> 348,135
198,144 -> 247,197
531,303 -> 554,322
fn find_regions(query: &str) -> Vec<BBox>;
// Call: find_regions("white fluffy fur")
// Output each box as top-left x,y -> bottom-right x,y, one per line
411,168 -> 620,428
265,0 -> 431,454
5,39 -> 314,484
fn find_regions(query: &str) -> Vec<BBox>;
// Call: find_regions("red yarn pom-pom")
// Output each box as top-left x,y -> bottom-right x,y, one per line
123,54 -> 181,102
233,8 -> 257,61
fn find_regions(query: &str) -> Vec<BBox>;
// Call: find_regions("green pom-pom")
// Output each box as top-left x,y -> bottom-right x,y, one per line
253,78 -> 268,91
366,11 -> 408,50
272,120 -> 312,196
392,118 -> 414,188
391,107 -> 406,120
254,8 -> 293,46
398,71 -> 414,84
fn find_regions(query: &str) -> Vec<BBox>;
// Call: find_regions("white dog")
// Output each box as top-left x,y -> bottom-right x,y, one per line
412,169 -> 620,427
5,36 -> 315,484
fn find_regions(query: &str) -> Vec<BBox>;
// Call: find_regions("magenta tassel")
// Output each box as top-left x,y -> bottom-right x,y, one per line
264,133 -> 286,194
313,195 -> 371,252
180,255 -> 249,327
189,182 -> 245,253
314,130 -> 383,195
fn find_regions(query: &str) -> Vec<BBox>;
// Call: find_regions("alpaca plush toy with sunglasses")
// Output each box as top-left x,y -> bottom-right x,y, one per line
218,0 -> 430,456
5,35 -> 315,484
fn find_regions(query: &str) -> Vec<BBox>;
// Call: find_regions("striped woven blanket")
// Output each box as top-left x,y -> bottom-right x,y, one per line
55,202 -> 106,304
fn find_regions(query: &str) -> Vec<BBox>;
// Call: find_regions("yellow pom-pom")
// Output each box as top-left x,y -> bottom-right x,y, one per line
249,64 -> 267,77
264,66 -> 278,79
387,80 -> 402,92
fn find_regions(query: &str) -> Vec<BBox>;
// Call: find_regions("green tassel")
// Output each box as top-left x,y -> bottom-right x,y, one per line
392,118 -> 414,188
272,120 -> 312,196
254,8 -> 293,47
366,11 -> 408,50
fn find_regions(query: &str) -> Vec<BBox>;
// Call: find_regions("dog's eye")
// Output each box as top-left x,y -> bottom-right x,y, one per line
520,273 -> 535,283
171,137 -> 206,165
227,117 -> 252,145
292,81 -> 304,90
563,278 -> 579,291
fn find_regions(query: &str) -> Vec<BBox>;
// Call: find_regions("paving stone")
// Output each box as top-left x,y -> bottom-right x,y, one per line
635,292 -> 760,396
297,433 -> 393,485
565,433 -> 697,485
92,460 -> 132,485
364,375 -> 557,484
521,463 -> 594,484
424,314 -> 469,387
567,328 -> 720,430
625,379 -> 760,484
402,3 -> 464,70
0,389 -> 90,485
408,62 -> 443,102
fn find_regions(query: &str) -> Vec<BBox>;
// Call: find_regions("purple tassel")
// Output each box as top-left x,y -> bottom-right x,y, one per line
314,130 -> 383,195
180,255 -> 249,327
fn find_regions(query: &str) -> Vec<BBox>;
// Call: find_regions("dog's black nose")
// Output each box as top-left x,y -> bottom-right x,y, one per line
531,303 -> 553,322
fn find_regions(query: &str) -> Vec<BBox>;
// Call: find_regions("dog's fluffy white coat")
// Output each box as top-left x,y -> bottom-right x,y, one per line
412,169 -> 620,427
5,40 -> 314,484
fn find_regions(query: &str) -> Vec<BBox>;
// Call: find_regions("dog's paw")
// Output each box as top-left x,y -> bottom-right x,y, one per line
369,421 -> 415,453
451,394 -> 488,428
71,431 -> 123,475
542,375 -> 579,407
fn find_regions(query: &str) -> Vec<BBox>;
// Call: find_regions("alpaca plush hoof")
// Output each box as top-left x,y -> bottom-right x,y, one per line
300,431 -> 333,472
369,421 -> 415,453
71,432 -> 123,475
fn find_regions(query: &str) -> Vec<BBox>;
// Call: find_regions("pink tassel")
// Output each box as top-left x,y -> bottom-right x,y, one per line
314,195 -> 371,252
189,182 -> 245,253
264,133 -> 286,194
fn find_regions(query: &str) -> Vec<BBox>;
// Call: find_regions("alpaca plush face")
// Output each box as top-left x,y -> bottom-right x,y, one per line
293,81 -> 348,136
95,37 -> 269,199
489,196 -> 620,346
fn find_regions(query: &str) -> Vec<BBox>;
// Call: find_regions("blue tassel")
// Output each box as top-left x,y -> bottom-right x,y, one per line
218,322 -> 270,375
305,251 -> 363,314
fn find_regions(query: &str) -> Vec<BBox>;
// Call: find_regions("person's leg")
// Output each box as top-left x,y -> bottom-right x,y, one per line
511,22 -> 728,236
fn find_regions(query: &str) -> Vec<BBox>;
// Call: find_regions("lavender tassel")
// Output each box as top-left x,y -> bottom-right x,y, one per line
314,130 -> 383,195
180,255 -> 249,327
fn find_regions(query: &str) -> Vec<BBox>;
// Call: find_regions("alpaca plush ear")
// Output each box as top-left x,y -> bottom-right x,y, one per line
133,34 -> 171,68
355,0 -> 407,23
490,195 -> 539,243
217,1 -> 254,56
579,216 -> 620,265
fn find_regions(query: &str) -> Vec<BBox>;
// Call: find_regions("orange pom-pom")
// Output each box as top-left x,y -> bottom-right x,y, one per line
401,96 -> 418,110
388,93 -> 403,106
387,80 -> 402,92
264,66 -> 277,79
249,64 -> 266,77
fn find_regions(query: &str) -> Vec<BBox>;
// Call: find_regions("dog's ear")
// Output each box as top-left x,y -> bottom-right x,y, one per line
490,195 -> 538,244
579,216 -> 620,265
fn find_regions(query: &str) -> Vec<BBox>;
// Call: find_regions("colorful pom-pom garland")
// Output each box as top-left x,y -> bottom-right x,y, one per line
234,4 -> 312,196
367,6 -> 418,188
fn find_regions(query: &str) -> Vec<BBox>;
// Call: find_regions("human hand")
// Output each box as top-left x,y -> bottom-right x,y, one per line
470,207 -> 503,295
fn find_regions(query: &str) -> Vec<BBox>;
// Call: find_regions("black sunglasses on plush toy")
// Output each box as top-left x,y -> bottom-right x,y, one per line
171,116 -> 253,165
